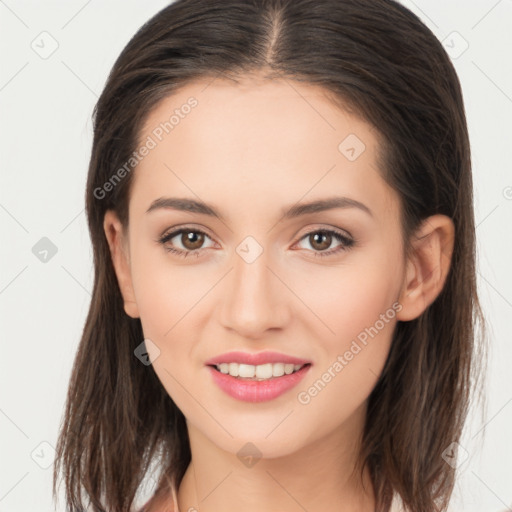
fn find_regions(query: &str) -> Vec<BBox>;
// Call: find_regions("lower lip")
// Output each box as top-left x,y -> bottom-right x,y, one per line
207,365 -> 311,403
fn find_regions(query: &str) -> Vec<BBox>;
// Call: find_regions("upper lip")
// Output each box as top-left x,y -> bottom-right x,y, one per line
205,351 -> 311,366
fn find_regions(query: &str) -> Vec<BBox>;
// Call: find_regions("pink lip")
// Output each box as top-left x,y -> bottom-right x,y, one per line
204,350 -> 311,366
207,364 -> 311,402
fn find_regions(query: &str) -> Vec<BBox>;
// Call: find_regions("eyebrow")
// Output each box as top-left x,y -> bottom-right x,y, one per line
145,196 -> 373,220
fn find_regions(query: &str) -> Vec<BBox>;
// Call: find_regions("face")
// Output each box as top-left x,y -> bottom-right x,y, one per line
107,75 -> 410,459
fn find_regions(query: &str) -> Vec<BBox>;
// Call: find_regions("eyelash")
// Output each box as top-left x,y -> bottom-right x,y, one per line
157,226 -> 355,259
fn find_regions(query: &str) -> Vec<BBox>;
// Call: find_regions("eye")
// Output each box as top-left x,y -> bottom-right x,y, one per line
157,226 -> 355,259
294,228 -> 355,258
157,227 -> 216,258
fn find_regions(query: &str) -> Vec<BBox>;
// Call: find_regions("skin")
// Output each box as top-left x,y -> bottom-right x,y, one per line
104,74 -> 454,512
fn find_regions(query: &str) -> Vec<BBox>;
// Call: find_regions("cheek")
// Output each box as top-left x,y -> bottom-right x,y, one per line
293,311 -> 398,446
328,272 -> 400,344
129,251 -> 204,407
290,245 -> 403,345
291,254 -> 402,416
130,242 -> 211,340
129,245 -> 218,410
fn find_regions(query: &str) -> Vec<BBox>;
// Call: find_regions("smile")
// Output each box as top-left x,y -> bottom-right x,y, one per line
207,363 -> 311,402
214,362 -> 306,380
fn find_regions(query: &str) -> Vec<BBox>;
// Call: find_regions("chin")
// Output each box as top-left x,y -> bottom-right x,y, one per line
189,414 -> 309,459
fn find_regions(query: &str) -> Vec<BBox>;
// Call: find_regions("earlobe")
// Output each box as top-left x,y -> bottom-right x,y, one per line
103,210 -> 140,319
396,215 -> 454,322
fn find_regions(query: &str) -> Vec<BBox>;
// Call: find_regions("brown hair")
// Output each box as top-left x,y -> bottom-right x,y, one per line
53,1 -> 487,511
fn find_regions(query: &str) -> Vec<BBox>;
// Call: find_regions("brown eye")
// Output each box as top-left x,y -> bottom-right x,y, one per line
308,231 -> 332,251
158,227 -> 216,258
295,228 -> 355,258
181,230 -> 205,250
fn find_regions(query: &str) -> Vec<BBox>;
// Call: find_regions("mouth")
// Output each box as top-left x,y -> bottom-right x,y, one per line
209,362 -> 311,381
206,362 -> 312,402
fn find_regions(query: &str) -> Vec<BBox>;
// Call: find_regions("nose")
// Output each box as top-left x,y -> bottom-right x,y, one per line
218,244 -> 291,339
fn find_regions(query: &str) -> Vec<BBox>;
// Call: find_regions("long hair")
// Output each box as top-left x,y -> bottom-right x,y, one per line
53,1 -> 487,510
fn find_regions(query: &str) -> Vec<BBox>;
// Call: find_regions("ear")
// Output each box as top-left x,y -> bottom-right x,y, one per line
103,210 -> 140,318
396,214 -> 455,322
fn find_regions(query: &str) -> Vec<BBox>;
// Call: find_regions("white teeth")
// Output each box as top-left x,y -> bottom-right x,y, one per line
215,362 -> 306,380
255,363 -> 273,379
273,362 -> 285,377
228,362 -> 239,377
238,364 -> 255,378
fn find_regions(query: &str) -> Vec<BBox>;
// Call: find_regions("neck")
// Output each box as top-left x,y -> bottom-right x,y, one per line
177,405 -> 375,512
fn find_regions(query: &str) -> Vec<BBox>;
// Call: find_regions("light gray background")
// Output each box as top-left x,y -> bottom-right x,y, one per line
1,1 -> 511,510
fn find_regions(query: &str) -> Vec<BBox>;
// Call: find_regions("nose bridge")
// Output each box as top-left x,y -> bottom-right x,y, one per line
219,237 -> 289,337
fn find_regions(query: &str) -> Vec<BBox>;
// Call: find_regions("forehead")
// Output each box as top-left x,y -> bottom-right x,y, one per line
131,76 -> 398,221
139,75 -> 376,156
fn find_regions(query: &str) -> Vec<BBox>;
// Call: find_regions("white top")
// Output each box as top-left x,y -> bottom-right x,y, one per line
390,493 -> 411,512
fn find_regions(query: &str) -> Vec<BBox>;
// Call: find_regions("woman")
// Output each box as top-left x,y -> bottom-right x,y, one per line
53,1 -> 486,511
